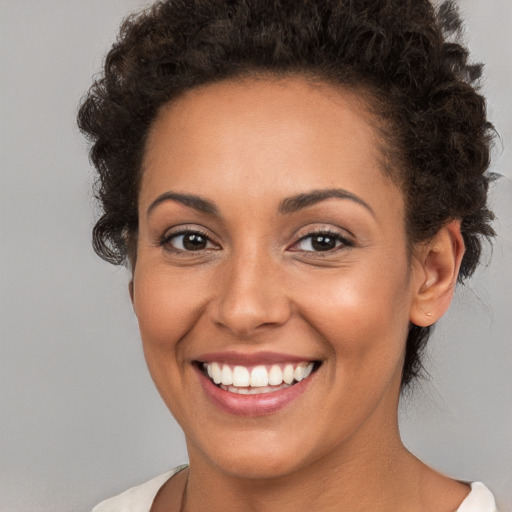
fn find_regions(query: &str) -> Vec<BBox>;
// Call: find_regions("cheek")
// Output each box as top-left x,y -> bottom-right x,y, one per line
291,262 -> 412,368
132,266 -> 211,400
131,265 -> 211,418
133,266 -> 206,348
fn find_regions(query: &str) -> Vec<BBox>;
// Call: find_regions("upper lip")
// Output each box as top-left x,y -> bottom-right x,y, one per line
195,351 -> 318,366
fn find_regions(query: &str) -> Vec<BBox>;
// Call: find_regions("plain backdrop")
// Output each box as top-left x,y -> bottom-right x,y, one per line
1,1 -> 511,511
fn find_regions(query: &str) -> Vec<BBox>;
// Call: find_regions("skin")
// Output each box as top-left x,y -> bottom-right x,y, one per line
131,77 -> 468,511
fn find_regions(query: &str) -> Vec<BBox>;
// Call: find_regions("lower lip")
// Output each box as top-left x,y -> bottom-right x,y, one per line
195,365 -> 314,417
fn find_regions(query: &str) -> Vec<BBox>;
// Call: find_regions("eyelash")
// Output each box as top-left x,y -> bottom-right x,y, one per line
159,228 -> 217,254
160,228 -> 353,255
291,229 -> 354,254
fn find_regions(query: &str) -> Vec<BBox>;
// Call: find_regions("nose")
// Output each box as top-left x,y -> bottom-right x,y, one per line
209,249 -> 292,337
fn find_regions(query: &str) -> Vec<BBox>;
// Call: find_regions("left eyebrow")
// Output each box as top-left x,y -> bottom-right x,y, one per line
279,188 -> 375,216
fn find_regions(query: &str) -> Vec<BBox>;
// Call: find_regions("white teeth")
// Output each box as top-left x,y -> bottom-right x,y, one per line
250,365 -> 269,387
268,365 -> 283,386
221,365 -> 233,385
283,364 -> 294,384
294,363 -> 306,382
204,361 -> 316,391
303,362 -> 314,379
221,383 -> 292,394
232,365 -> 250,387
211,362 -> 222,384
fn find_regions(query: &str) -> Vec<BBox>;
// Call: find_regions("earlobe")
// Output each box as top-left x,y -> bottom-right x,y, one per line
410,220 -> 465,327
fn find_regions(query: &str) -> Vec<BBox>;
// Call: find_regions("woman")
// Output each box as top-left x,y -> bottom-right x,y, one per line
79,0 -> 499,510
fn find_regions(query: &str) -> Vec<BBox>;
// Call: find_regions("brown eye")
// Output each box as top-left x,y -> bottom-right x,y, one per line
310,234 -> 338,251
162,231 -> 216,252
293,231 -> 353,253
182,233 -> 208,250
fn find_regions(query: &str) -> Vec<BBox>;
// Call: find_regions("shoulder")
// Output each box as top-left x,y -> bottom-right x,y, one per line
456,482 -> 499,512
91,465 -> 188,512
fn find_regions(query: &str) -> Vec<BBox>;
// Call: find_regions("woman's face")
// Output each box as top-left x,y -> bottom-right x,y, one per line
132,78 -> 423,478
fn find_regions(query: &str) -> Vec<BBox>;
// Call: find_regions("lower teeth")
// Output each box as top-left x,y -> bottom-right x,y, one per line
219,383 -> 292,394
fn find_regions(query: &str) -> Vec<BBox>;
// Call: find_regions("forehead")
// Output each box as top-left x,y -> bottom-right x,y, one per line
140,77 -> 402,220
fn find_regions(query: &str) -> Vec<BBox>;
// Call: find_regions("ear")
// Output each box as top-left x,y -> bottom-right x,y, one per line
409,220 -> 465,327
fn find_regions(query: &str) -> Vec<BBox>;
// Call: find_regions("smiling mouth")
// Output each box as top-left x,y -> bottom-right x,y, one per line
197,361 -> 320,395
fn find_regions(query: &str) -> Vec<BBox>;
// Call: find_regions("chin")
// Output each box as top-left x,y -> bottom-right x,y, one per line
212,450 -> 307,480
188,428 -> 317,480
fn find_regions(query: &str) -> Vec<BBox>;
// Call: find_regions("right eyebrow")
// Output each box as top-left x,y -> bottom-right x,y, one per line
146,191 -> 219,217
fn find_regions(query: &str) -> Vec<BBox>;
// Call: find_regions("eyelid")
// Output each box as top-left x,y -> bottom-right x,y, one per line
157,224 -> 353,255
288,228 -> 354,253
159,225 -> 220,252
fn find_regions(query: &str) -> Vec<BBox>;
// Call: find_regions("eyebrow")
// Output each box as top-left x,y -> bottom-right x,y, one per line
147,187 -> 374,218
279,188 -> 374,216
147,191 -> 219,217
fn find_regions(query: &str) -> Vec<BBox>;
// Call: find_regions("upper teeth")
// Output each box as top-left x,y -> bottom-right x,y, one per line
204,362 -> 314,388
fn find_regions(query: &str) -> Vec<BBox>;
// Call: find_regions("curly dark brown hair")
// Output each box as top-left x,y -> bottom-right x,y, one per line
78,0 -> 495,388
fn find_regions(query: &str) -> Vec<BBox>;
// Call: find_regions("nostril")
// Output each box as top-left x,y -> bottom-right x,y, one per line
209,298 -> 292,337
208,265 -> 292,336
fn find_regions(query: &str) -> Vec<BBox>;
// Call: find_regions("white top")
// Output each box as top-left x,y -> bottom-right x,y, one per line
92,466 -> 499,512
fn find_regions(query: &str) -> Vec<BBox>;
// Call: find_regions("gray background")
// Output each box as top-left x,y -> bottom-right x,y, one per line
1,1 -> 510,511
